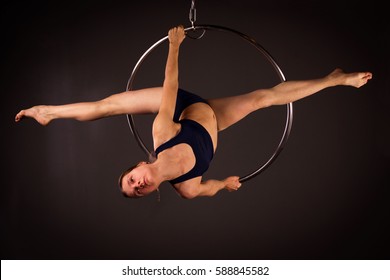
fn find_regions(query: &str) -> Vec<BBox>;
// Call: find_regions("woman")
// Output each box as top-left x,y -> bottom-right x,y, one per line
15,26 -> 373,199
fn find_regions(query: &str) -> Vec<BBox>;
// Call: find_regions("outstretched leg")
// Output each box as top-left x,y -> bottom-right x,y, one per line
15,87 -> 163,126
208,68 -> 372,131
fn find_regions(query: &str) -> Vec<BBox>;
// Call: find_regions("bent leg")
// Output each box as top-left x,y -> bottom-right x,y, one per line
208,68 -> 372,131
15,87 -> 163,126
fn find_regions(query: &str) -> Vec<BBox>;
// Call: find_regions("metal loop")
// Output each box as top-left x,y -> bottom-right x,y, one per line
126,24 -> 293,183
185,28 -> 206,40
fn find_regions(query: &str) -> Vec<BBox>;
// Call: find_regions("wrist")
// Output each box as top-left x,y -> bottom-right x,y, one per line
169,43 -> 180,51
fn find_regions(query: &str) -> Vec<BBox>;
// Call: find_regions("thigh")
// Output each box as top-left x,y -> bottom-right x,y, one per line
112,87 -> 163,115
207,91 -> 260,131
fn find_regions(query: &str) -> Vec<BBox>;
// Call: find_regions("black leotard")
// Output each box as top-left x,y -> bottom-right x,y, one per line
155,89 -> 214,184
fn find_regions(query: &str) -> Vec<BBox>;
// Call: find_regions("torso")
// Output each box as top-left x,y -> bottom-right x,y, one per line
178,102 -> 218,152
153,102 -> 218,186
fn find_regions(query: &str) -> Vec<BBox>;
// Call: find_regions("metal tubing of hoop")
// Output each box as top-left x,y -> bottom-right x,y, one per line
126,24 -> 293,183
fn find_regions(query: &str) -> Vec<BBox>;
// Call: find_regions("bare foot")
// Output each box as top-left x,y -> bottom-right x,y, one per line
329,68 -> 373,88
15,106 -> 52,126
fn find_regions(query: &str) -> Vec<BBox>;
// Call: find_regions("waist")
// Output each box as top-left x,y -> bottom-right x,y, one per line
180,102 -> 216,125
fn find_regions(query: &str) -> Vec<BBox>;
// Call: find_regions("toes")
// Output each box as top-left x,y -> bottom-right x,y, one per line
15,111 -> 24,122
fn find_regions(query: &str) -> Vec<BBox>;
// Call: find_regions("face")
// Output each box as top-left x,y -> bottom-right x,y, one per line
121,162 -> 157,198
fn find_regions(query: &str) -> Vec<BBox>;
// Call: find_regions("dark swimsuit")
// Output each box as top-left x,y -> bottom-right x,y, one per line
154,88 -> 214,184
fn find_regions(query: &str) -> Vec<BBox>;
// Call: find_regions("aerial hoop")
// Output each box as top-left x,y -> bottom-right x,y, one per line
126,24 -> 293,183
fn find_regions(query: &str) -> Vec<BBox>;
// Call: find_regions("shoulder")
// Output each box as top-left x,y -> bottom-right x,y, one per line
153,116 -> 181,148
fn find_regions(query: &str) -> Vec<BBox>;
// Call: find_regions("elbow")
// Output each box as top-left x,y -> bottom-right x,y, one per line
179,188 -> 199,200
163,80 -> 178,91
180,192 -> 197,200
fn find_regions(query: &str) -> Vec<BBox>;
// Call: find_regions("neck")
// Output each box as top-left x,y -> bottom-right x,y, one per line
150,153 -> 183,184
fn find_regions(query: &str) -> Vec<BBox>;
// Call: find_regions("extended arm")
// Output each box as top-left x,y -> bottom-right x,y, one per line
152,26 -> 186,146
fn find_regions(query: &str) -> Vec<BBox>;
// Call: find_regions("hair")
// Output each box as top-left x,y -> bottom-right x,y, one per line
118,163 -> 139,198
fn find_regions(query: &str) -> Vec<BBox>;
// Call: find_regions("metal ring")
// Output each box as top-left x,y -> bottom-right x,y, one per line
126,24 -> 293,183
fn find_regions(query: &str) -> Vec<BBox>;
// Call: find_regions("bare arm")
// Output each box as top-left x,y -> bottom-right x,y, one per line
152,26 -> 186,146
177,176 -> 242,199
160,28 -> 183,116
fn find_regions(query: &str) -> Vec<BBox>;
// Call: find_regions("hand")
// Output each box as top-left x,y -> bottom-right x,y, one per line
223,176 -> 242,192
168,25 -> 186,46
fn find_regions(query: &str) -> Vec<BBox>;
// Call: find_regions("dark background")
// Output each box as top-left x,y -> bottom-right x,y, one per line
2,0 -> 389,260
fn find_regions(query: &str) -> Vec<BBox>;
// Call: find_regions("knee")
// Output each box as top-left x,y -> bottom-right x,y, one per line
251,89 -> 274,110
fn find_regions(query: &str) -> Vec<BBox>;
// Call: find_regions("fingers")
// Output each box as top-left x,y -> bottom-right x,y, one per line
225,176 -> 242,192
234,179 -> 242,191
168,25 -> 186,44
171,26 -> 185,37
170,25 -> 184,32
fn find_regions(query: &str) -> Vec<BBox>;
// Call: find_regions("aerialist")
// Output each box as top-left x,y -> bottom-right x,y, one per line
15,26 -> 373,199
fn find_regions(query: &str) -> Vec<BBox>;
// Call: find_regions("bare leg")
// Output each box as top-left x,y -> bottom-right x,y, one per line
208,68 -> 372,131
15,87 -> 163,126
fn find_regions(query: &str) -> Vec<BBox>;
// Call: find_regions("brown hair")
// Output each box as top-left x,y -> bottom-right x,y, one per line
118,163 -> 140,198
